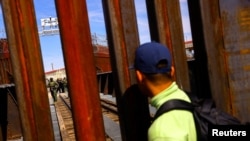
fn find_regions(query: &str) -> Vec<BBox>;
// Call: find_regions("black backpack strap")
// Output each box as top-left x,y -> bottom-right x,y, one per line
152,99 -> 194,122
152,99 -> 204,141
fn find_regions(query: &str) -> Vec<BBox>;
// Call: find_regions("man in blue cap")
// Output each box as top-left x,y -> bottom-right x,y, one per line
134,42 -> 197,141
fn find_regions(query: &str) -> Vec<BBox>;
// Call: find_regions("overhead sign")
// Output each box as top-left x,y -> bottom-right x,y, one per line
39,29 -> 60,36
41,17 -> 58,27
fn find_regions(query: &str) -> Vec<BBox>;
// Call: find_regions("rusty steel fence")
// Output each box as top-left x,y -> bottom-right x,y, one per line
0,0 -> 250,141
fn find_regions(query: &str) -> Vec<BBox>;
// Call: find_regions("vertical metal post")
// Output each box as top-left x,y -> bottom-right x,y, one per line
1,0 -> 54,140
191,0 -> 250,122
54,0 -> 106,140
146,0 -> 191,91
102,0 -> 139,87
217,0 -> 250,122
102,0 -> 151,140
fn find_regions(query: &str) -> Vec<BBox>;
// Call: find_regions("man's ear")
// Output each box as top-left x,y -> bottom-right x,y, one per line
136,70 -> 143,82
170,66 -> 175,77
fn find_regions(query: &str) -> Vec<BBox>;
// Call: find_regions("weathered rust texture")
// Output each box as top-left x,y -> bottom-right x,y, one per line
0,39 -> 9,59
0,58 -> 12,84
193,0 -> 227,106
7,89 -> 22,140
189,0 -> 250,122
102,0 -> 150,140
102,0 -> 138,90
146,0 -> 190,91
0,39 -> 13,84
1,0 -> 54,140
219,0 -> 250,122
93,45 -> 112,73
54,0 -> 106,140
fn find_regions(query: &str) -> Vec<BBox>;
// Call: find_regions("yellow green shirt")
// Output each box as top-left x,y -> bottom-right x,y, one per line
148,82 -> 197,141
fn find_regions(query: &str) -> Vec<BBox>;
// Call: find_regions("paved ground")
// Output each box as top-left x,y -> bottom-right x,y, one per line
48,91 -> 69,141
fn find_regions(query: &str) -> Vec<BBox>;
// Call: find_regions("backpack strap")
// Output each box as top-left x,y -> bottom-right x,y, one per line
152,99 -> 194,122
152,99 -> 204,141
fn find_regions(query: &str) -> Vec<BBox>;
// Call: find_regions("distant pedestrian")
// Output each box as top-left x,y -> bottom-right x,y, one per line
62,77 -> 68,92
57,78 -> 64,93
48,77 -> 59,102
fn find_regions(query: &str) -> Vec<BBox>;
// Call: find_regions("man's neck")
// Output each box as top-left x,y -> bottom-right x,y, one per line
148,81 -> 173,98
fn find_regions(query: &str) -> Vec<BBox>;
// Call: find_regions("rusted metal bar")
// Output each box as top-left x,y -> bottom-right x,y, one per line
0,39 -> 12,85
146,0 -> 190,92
102,0 -> 138,88
1,0 -> 54,140
54,0 -> 106,140
145,0 -> 159,42
218,0 -> 250,122
192,0 -> 250,122
102,0 -> 151,140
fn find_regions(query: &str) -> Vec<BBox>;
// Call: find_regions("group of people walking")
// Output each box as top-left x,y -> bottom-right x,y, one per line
47,77 -> 67,102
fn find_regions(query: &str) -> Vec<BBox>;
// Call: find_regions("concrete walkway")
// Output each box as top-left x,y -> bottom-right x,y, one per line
48,91 -> 64,141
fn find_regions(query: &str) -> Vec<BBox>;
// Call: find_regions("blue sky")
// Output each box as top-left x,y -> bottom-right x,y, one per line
0,0 -> 191,72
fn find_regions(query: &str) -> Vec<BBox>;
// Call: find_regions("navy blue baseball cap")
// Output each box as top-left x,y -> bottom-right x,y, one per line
134,42 -> 172,73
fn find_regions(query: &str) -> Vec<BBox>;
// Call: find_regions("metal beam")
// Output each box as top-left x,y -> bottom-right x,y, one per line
102,0 -> 151,140
54,0 -> 106,140
1,0 -> 54,140
146,0 -> 191,92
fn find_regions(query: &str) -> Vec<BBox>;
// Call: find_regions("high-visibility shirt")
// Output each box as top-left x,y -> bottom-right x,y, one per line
148,82 -> 197,141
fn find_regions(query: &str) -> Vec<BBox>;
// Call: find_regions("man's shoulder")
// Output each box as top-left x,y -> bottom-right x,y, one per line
172,88 -> 191,102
